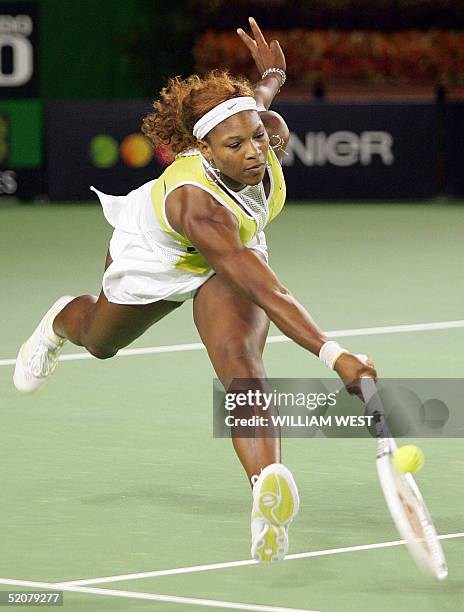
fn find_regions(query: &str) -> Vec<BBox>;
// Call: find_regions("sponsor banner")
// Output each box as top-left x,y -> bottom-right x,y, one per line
274,102 -> 438,199
0,100 -> 42,168
46,101 -> 438,201
0,168 -> 43,199
0,3 -> 39,97
0,100 -> 43,199
46,102 -> 163,200
445,103 -> 464,196
0,112 -> 9,165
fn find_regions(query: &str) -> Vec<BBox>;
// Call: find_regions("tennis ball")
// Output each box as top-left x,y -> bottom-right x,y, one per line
393,445 -> 424,473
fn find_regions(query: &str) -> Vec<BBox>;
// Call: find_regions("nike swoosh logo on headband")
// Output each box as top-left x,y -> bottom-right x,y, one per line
227,102 -> 238,110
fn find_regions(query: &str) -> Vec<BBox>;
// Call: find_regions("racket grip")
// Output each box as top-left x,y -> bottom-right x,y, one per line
357,354 -> 376,402
360,376 -> 377,404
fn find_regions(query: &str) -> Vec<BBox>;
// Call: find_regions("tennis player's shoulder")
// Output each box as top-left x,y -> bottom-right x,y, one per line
166,184 -> 237,235
259,110 -> 289,142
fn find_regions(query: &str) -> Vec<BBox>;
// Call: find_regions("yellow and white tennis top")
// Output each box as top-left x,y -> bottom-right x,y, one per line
150,147 -> 286,273
92,147 -> 286,305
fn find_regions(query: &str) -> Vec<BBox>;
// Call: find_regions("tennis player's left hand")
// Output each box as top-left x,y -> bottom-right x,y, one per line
237,17 -> 286,75
334,353 -> 377,398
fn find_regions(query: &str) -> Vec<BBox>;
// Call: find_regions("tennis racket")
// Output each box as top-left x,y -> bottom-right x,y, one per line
360,376 -> 448,580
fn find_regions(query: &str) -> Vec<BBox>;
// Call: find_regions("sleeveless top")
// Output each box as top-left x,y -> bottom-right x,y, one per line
148,146 -> 286,274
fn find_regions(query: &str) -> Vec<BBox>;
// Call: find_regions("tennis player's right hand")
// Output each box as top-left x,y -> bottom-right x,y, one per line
237,17 -> 286,75
333,353 -> 377,398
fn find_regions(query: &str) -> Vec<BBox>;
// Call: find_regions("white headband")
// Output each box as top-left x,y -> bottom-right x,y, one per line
192,96 -> 258,140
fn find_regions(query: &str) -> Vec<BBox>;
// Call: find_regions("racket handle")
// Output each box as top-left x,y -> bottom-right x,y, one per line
358,355 -> 378,413
360,376 -> 377,404
360,377 -> 398,451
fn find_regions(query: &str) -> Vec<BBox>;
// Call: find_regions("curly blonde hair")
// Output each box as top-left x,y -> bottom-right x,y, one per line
142,70 -> 255,157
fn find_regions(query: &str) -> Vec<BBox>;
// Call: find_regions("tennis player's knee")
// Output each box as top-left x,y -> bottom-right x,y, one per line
222,337 -> 264,376
86,342 -> 118,360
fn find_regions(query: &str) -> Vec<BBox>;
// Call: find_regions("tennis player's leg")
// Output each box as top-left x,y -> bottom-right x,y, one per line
193,270 -> 277,482
193,272 -> 299,561
14,249 -> 181,391
53,250 -> 181,359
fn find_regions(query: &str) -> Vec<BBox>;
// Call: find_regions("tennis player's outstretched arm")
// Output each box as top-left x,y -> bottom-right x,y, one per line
167,186 -> 376,394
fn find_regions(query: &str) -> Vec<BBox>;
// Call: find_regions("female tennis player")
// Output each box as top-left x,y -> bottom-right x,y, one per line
14,18 -> 376,562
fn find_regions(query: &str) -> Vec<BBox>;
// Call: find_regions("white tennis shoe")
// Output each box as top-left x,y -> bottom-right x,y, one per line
13,295 -> 76,393
250,463 -> 299,562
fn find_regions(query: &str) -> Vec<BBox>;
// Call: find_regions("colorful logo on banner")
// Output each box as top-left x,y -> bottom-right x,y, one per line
89,133 -> 154,169
0,3 -> 38,97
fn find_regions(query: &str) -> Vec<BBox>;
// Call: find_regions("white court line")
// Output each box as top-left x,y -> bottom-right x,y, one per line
0,578 -> 318,612
4,534 -> 463,610
55,532 -> 464,588
1,319 -> 463,367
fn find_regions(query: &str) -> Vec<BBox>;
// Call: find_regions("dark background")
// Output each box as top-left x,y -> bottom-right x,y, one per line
0,0 -> 463,199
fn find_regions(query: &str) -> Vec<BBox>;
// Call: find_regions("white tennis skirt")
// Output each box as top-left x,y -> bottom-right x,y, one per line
103,228 -> 215,305
93,183 -> 268,306
93,183 -> 215,305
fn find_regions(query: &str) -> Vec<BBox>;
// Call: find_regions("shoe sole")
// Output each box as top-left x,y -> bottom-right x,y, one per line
253,522 -> 288,562
257,470 -> 297,526
252,464 -> 299,562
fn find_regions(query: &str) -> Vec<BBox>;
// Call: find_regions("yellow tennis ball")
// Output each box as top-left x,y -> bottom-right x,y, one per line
393,445 -> 424,473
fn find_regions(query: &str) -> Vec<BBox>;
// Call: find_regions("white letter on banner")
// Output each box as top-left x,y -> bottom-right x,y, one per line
325,131 -> 359,166
283,133 -> 305,166
360,131 -> 394,165
0,170 -> 18,195
0,33 -> 33,86
283,133 -> 324,167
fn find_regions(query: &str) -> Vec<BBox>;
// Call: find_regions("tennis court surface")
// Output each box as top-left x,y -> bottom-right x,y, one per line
1,200 -> 463,611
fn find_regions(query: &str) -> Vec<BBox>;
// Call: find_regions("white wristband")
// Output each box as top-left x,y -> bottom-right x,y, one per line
319,341 -> 348,370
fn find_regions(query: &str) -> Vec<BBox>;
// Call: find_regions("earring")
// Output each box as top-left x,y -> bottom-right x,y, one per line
269,134 -> 288,155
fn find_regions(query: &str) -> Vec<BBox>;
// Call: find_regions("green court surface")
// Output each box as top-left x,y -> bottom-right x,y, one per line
1,200 -> 463,611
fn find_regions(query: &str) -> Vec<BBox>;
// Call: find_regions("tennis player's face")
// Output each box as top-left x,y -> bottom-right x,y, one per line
207,111 -> 269,187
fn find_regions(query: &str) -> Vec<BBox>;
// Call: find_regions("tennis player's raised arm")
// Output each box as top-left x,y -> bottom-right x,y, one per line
237,17 -> 285,111
237,18 -> 290,162
168,186 -> 377,391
